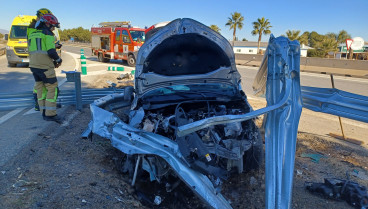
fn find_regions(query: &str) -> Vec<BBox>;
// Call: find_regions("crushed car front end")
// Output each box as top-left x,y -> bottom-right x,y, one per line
89,18 -> 263,208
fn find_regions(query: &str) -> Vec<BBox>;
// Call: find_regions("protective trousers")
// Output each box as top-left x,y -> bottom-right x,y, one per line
30,67 -> 58,117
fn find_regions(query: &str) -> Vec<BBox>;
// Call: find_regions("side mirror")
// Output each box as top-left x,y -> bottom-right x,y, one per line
5,34 -> 8,40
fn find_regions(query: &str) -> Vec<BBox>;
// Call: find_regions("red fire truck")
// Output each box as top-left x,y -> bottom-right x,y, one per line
91,21 -> 145,66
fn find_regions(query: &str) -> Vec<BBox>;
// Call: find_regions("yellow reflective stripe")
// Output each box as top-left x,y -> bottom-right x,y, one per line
40,87 -> 47,100
46,87 -> 59,103
45,35 -> 56,51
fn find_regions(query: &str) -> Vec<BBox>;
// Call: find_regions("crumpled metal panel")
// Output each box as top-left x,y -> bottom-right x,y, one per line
89,101 -> 232,209
177,35 -> 303,209
301,86 -> 368,123
263,35 -> 302,209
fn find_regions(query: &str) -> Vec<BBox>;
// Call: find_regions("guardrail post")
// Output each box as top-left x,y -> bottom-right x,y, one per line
264,35 -> 302,209
62,71 -> 82,111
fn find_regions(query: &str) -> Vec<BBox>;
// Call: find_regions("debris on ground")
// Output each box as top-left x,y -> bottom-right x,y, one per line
305,177 -> 368,209
300,153 -> 327,163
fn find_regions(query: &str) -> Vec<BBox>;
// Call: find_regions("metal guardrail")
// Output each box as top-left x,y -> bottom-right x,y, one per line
301,86 -> 368,123
0,88 -> 124,111
0,70 -> 125,111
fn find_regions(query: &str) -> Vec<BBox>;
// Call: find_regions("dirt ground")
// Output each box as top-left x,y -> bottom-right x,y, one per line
0,75 -> 367,209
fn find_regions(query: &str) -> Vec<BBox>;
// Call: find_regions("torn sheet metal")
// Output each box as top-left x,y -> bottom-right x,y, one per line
176,35 -> 302,208
301,86 -> 368,123
176,79 -> 291,137
89,103 -> 232,209
263,35 -> 302,209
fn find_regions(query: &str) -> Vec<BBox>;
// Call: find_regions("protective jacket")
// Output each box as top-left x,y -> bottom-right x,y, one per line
28,26 -> 60,70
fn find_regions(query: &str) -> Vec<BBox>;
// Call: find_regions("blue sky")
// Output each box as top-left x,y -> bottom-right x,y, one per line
1,0 -> 367,42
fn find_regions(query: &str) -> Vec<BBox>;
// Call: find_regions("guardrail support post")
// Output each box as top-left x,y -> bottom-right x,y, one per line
63,71 -> 82,111
264,35 -> 302,209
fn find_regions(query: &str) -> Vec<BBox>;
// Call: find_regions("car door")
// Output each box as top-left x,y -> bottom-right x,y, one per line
114,29 -> 122,58
121,29 -> 131,60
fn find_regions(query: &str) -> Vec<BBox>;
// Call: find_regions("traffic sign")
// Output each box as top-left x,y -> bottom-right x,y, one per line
346,39 -> 353,51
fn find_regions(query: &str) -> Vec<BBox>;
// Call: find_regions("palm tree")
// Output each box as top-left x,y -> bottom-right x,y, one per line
209,25 -> 221,34
251,17 -> 272,54
226,12 -> 244,44
286,30 -> 301,41
320,37 -> 338,57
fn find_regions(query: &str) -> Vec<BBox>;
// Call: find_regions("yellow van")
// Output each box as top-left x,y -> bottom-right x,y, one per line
6,15 -> 61,67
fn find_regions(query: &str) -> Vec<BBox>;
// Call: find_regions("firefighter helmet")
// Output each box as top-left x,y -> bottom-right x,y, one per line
40,14 -> 60,28
36,8 -> 53,18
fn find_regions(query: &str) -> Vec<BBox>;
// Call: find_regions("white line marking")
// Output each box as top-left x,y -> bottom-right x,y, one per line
61,111 -> 79,127
23,108 -> 38,116
0,108 -> 26,125
64,51 -> 80,71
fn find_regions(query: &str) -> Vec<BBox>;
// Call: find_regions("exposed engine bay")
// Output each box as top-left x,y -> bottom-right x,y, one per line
122,96 -> 262,181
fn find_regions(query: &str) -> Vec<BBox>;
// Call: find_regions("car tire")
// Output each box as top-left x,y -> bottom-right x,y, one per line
127,55 -> 136,67
8,62 -> 16,67
98,53 -> 104,62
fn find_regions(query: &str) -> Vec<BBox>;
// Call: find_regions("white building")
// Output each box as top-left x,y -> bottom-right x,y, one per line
232,41 -> 310,57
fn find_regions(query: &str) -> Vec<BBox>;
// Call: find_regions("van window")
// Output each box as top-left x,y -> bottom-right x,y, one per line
122,30 -> 131,43
116,30 -> 121,41
130,30 -> 145,42
10,25 -> 28,39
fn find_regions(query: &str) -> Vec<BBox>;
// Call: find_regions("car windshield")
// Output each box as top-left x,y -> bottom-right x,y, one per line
10,25 -> 28,39
130,30 -> 145,42
144,84 -> 237,98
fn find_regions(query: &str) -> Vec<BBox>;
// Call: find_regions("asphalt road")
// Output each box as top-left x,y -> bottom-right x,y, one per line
0,45 -> 367,167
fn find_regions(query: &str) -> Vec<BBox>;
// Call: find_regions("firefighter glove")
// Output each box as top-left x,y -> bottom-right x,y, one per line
54,58 -> 62,68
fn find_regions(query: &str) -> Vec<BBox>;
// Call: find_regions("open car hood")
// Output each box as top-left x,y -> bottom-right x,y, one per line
135,18 -> 241,97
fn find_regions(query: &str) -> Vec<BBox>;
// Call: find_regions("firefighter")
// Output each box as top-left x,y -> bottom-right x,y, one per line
28,14 -> 62,122
28,8 -> 53,111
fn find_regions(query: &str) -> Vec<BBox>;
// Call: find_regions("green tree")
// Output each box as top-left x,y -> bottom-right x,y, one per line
337,30 -> 351,44
0,33 -> 3,39
59,27 -> 91,42
209,25 -> 221,34
307,36 -> 338,58
299,31 -> 309,46
285,30 -> 301,41
251,17 -> 272,54
242,38 -> 248,41
309,31 -> 325,48
226,12 -> 244,43
320,36 -> 338,56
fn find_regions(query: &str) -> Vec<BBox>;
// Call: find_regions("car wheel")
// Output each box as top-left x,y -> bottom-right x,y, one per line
8,62 -> 16,67
127,55 -> 136,67
98,53 -> 104,62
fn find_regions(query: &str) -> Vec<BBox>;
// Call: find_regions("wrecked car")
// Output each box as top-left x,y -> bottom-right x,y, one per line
88,18 -> 263,208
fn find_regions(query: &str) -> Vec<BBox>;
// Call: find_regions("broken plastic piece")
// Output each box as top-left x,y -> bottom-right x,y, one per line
306,178 -> 368,209
300,153 -> 327,163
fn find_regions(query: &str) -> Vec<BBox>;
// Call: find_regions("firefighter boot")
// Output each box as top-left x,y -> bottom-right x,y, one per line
43,115 -> 63,123
33,93 -> 40,111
